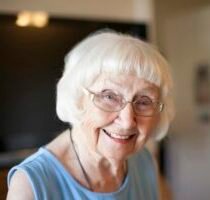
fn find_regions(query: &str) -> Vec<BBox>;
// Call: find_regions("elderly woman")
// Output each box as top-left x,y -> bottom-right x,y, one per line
7,31 -> 174,200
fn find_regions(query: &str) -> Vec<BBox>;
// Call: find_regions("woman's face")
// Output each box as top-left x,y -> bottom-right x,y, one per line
80,74 -> 161,161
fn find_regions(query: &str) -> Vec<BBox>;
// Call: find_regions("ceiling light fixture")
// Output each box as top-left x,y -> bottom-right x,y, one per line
16,11 -> 49,28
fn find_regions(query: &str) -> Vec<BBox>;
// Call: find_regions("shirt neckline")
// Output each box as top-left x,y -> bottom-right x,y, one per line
39,147 -> 131,197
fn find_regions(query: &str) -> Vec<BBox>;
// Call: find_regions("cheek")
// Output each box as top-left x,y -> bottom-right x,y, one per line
133,117 -> 159,153
136,116 -> 160,140
82,104 -> 116,130
81,106 -> 116,150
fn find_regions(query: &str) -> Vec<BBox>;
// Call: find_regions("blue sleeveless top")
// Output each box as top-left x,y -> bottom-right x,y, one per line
8,147 -> 159,200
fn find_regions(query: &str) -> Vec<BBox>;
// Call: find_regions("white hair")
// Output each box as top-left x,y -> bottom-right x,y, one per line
56,30 -> 175,140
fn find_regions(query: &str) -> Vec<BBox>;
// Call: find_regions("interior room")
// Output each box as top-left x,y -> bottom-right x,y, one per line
0,0 -> 210,199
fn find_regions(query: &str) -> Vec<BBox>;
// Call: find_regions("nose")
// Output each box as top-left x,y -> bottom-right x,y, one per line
116,103 -> 137,129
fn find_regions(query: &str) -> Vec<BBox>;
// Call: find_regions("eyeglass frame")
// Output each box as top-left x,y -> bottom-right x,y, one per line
83,88 -> 164,117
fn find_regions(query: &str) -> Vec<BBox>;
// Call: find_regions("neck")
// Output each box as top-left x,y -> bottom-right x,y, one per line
69,127 -> 127,192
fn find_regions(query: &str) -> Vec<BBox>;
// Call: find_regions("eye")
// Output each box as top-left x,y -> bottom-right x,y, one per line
101,90 -> 120,102
135,96 -> 153,107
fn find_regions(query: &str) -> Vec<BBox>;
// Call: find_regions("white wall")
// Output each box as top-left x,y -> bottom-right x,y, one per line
155,1 -> 210,199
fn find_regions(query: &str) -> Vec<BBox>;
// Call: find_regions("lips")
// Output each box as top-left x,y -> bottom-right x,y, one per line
103,129 -> 136,141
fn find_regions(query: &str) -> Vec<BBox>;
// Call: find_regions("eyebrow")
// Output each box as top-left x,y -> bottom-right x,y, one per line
136,89 -> 160,100
104,79 -> 158,92
102,79 -> 160,99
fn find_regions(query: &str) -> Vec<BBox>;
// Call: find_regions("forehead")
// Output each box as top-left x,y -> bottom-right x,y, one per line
90,73 -> 160,97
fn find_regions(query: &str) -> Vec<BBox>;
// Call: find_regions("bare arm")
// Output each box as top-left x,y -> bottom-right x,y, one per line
7,170 -> 34,200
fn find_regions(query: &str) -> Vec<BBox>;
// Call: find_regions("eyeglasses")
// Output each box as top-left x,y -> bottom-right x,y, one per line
84,88 -> 164,117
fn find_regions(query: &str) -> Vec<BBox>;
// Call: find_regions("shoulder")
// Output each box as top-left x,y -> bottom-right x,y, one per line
7,170 -> 33,200
7,148 -> 52,199
128,148 -> 159,199
133,147 -> 156,166
136,147 -> 158,177
130,148 -> 158,184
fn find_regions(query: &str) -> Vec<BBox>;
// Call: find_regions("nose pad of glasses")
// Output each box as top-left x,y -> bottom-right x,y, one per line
117,103 -> 137,127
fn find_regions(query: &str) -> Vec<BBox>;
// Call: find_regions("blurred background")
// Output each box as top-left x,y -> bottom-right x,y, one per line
0,0 -> 210,199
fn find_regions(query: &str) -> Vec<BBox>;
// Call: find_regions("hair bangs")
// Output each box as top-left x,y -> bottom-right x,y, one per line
100,40 -> 162,87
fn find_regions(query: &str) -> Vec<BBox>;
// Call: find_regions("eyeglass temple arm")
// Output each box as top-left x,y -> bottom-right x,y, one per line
82,88 -> 89,95
82,88 -> 96,96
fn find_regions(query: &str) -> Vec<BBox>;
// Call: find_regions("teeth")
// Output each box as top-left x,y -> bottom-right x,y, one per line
103,129 -> 135,140
109,132 -> 131,140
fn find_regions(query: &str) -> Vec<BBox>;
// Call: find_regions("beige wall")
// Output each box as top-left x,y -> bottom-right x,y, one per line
155,1 -> 210,199
0,0 -> 153,22
0,0 -> 155,41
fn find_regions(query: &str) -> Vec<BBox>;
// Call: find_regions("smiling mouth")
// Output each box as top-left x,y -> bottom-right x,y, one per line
103,129 -> 136,141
